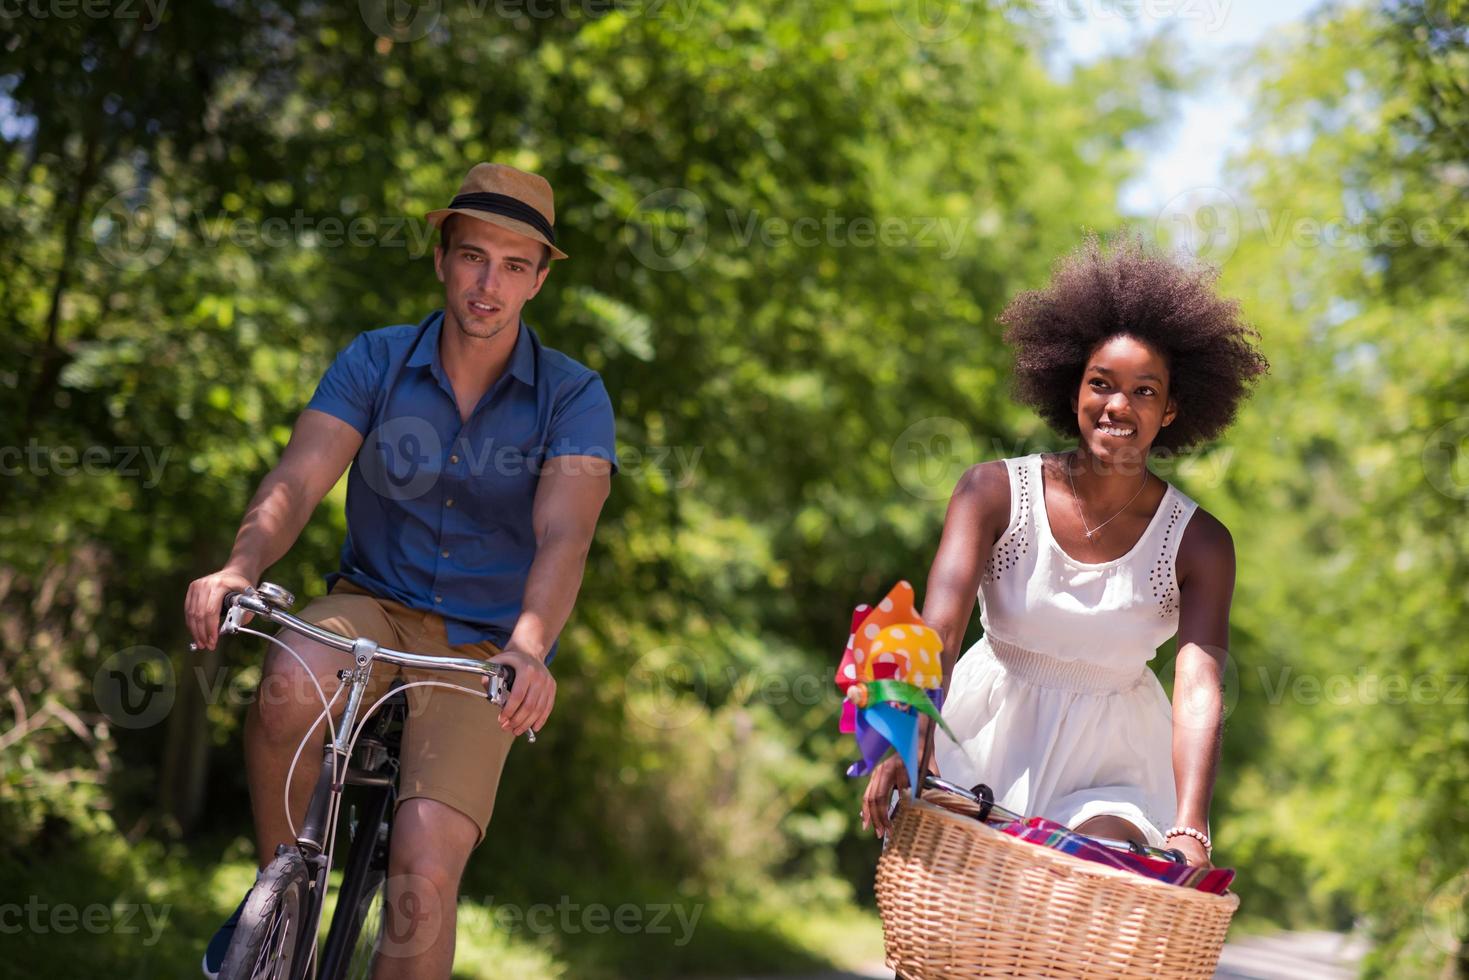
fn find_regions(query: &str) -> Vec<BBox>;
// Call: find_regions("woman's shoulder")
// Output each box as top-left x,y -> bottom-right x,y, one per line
950,457 -> 1027,526
1176,502 -> 1235,580
954,452 -> 1052,499
955,457 -> 1010,494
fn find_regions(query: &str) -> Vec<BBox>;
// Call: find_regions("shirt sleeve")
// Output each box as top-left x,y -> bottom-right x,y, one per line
545,373 -> 619,474
305,334 -> 379,436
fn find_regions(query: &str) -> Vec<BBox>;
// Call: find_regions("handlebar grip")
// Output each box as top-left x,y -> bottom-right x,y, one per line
189,590 -> 244,653
485,664 -> 535,743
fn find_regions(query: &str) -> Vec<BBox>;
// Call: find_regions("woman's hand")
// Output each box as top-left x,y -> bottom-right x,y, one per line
1166,833 -> 1212,868
861,754 -> 912,838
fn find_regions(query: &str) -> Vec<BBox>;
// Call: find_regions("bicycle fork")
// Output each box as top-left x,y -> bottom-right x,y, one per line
289,638 -> 382,979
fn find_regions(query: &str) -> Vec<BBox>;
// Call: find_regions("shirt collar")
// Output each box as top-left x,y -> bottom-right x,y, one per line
405,310 -> 443,370
407,310 -> 539,388
507,320 -> 539,387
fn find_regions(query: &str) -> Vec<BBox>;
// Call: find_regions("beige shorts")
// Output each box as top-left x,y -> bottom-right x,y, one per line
293,577 -> 515,844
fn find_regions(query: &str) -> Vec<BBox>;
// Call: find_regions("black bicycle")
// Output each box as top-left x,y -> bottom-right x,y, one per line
199,582 -> 526,980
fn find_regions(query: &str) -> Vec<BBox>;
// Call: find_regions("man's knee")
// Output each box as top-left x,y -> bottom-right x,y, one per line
390,850 -> 463,900
389,801 -> 477,897
251,643 -> 340,743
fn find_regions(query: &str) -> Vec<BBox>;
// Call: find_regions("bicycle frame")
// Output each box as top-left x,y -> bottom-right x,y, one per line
215,585 -> 521,978
220,588 -> 516,836
314,689 -> 401,978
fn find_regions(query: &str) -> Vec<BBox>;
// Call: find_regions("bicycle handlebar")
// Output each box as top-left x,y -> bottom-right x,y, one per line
200,585 -> 526,739
220,588 -> 514,688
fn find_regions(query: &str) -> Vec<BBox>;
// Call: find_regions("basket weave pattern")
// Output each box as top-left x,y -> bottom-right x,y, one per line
875,796 -> 1238,978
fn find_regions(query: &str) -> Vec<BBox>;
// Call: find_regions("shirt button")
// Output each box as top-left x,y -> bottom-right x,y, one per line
441,550 -> 450,558
450,455 -> 460,464
445,498 -> 455,508
434,594 -> 443,604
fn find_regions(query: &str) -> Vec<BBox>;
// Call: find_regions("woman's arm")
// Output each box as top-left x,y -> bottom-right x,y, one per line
921,460 -> 1010,688
861,462 -> 1008,836
1170,508 -> 1236,866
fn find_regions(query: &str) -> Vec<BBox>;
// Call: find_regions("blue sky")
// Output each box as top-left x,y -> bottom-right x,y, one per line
1051,0 -> 1328,215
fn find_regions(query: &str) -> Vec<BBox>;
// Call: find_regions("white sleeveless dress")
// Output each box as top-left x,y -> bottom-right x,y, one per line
933,452 -> 1197,847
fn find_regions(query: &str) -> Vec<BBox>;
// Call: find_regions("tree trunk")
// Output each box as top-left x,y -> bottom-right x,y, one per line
158,537 -> 219,837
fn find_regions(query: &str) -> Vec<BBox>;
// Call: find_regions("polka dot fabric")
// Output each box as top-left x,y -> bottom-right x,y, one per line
1150,498 -> 1189,619
848,581 -> 945,689
984,460 -> 1032,582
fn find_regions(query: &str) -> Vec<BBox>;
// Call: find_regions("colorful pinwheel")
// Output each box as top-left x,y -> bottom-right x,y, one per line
835,581 -> 956,795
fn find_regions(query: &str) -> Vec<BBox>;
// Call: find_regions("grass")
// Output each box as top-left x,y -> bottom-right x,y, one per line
0,821 -> 883,980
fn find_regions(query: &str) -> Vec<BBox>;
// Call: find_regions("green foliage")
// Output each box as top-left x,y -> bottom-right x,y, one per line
0,2 -> 1182,972
1205,1 -> 1469,972
14,0 -> 1465,976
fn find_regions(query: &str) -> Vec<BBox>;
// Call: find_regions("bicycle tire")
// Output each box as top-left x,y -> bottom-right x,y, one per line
339,867 -> 386,980
219,849 -> 311,980
317,779 -> 395,979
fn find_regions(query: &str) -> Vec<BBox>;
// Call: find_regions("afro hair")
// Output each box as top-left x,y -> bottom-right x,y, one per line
999,234 -> 1268,452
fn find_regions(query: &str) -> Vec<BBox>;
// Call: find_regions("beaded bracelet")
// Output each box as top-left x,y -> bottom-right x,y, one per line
1163,826 -> 1213,855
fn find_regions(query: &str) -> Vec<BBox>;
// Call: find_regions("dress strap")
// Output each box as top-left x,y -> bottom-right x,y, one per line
984,456 -> 1037,583
1144,487 -> 1197,620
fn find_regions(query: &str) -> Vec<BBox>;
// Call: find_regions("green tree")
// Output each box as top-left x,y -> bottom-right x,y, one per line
1208,1 -> 1468,973
1,2 -> 1184,974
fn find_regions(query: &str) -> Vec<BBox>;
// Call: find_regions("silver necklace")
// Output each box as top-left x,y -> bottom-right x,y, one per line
1065,452 -> 1149,540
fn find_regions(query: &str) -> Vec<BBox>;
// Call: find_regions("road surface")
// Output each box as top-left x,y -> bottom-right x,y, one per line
733,929 -> 1369,979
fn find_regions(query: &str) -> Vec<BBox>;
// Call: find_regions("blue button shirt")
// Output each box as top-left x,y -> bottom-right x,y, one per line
305,310 -> 617,663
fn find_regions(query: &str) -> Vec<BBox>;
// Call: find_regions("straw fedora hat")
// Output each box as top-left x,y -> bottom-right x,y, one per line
426,162 -> 568,261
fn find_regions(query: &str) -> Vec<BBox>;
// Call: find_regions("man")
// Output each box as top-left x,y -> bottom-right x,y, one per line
186,163 -> 616,979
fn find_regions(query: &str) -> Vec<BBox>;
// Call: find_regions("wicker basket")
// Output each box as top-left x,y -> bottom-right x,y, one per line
875,794 -> 1238,978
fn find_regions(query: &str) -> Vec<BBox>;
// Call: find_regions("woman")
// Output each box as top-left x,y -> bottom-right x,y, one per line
862,236 -> 1268,867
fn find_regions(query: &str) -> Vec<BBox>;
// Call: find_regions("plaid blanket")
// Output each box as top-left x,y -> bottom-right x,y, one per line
996,816 -> 1235,895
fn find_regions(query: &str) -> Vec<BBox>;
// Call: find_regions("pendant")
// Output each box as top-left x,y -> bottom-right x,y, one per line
1085,530 -> 1095,539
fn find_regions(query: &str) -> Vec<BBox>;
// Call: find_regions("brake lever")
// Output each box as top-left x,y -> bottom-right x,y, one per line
486,664 -> 535,743
188,589 -> 248,652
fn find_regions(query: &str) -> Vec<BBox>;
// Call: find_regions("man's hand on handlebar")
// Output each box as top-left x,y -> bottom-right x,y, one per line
486,647 -> 555,737
185,568 -> 255,651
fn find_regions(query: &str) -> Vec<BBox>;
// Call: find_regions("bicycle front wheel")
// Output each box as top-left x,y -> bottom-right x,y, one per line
219,848 -> 310,980
340,867 -> 386,979
318,783 -> 394,980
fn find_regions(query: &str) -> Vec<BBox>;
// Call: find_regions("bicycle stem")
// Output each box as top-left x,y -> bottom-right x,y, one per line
298,639 -> 379,853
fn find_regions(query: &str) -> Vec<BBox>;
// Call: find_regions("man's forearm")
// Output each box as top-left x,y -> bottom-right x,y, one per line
504,530 -> 594,662
225,471 -> 317,581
